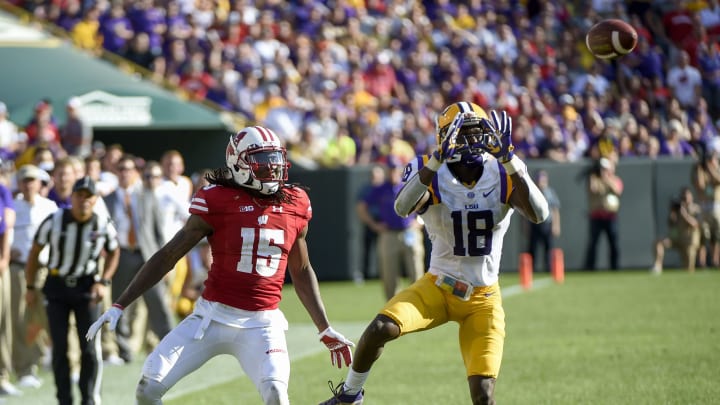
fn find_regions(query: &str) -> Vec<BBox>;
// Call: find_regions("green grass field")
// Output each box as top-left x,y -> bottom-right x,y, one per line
8,270 -> 720,405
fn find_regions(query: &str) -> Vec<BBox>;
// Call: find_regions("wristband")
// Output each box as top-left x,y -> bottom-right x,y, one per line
97,279 -> 111,286
502,156 -> 526,176
426,155 -> 442,171
26,285 -> 36,291
112,303 -> 125,311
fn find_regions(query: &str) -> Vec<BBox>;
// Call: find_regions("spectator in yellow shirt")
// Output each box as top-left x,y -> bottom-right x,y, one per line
71,6 -> 103,54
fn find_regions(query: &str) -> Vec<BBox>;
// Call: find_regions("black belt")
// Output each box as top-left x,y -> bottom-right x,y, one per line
47,273 -> 95,288
121,247 -> 141,253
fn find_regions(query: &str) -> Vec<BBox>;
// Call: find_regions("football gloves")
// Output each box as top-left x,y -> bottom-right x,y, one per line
85,304 -> 123,341
433,113 -> 465,162
319,326 -> 354,368
480,110 -> 515,163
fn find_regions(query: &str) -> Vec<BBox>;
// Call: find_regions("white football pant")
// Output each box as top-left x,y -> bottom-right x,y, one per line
135,313 -> 290,405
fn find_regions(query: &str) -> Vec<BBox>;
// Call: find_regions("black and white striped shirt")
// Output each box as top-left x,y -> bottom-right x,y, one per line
34,209 -> 119,278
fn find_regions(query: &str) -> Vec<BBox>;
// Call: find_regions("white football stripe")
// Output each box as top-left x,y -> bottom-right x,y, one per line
596,51 -> 619,59
585,34 -> 592,53
190,204 -> 208,212
611,31 -> 631,54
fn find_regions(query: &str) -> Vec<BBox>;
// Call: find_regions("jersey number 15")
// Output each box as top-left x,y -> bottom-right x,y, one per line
237,228 -> 284,276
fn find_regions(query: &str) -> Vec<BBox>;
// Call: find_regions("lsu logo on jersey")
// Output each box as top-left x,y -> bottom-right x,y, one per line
258,215 -> 269,225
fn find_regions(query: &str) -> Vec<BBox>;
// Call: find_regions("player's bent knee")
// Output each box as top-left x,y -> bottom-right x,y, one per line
259,378 -> 289,405
367,315 -> 401,342
136,377 -> 169,405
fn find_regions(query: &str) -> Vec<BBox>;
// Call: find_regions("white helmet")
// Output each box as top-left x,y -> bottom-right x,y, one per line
225,126 -> 290,195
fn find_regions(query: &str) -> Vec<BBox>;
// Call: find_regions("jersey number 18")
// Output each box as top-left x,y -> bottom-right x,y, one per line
451,210 -> 493,256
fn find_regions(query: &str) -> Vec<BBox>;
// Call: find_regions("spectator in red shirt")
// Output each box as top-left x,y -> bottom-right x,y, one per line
24,101 -> 59,147
362,51 -> 398,98
179,55 -> 216,101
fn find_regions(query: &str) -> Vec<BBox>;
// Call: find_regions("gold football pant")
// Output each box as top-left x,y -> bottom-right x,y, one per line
380,273 -> 505,377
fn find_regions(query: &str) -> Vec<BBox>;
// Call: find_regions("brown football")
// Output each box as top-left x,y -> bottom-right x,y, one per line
585,19 -> 638,59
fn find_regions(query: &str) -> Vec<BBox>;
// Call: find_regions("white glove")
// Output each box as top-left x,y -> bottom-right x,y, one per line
86,304 -> 124,341
319,326 -> 355,368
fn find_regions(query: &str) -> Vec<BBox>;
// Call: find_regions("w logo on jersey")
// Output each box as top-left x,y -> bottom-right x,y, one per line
258,215 -> 269,225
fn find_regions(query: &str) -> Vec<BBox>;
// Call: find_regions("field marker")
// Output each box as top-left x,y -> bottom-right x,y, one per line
518,253 -> 533,290
551,248 -> 565,284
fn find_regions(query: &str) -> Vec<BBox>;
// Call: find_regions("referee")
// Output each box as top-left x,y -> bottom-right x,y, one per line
25,177 -> 119,405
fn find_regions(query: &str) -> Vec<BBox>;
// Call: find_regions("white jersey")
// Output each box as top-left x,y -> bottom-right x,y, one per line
12,194 -> 58,264
403,155 -> 515,286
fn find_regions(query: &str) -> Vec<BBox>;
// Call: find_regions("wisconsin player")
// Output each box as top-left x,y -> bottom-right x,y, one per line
320,102 -> 549,405
86,126 -> 354,405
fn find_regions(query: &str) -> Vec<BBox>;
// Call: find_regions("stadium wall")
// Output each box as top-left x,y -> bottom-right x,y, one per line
290,158 -> 696,281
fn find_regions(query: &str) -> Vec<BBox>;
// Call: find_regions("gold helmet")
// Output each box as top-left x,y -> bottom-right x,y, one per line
435,101 -> 490,165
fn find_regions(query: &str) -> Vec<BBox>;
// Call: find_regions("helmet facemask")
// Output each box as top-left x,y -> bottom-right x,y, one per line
436,102 -> 493,168
440,114 -> 489,168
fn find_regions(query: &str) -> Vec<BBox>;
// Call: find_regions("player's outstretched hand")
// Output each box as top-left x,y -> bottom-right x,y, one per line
319,326 -> 355,368
480,110 -> 515,162
432,112 -> 465,162
86,304 -> 124,341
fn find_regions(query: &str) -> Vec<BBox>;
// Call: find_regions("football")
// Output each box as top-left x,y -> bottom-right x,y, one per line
585,19 -> 638,59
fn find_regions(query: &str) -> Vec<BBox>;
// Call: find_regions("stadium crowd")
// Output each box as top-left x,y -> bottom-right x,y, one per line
4,0 -> 720,169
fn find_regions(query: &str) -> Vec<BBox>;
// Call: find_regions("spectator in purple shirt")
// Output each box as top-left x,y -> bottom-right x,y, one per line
56,0 -> 83,32
698,42 -> 720,119
165,1 -> 192,43
0,168 -> 16,398
660,119 -> 697,158
128,0 -> 167,55
360,157 -> 424,300
100,4 -> 135,54
631,37 -> 666,81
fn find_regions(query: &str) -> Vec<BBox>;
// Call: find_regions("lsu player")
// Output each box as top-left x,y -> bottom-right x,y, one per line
86,126 -> 354,405
321,102 -> 549,405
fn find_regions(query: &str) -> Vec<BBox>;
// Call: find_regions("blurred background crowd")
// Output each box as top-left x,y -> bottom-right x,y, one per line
3,0 -> 720,171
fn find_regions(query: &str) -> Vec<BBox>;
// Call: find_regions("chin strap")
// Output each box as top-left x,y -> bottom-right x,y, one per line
258,182 -> 280,195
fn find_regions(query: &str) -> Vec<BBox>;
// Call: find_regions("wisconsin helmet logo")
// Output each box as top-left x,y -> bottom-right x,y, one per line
258,215 -> 269,225
233,130 -> 248,143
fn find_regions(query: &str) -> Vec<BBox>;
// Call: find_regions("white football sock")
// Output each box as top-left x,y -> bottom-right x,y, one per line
343,370 -> 369,395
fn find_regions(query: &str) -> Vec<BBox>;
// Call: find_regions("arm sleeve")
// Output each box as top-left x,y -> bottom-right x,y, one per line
394,158 -> 428,218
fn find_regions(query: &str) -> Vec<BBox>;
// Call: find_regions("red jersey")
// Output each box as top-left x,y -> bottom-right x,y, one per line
189,184 -> 312,311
